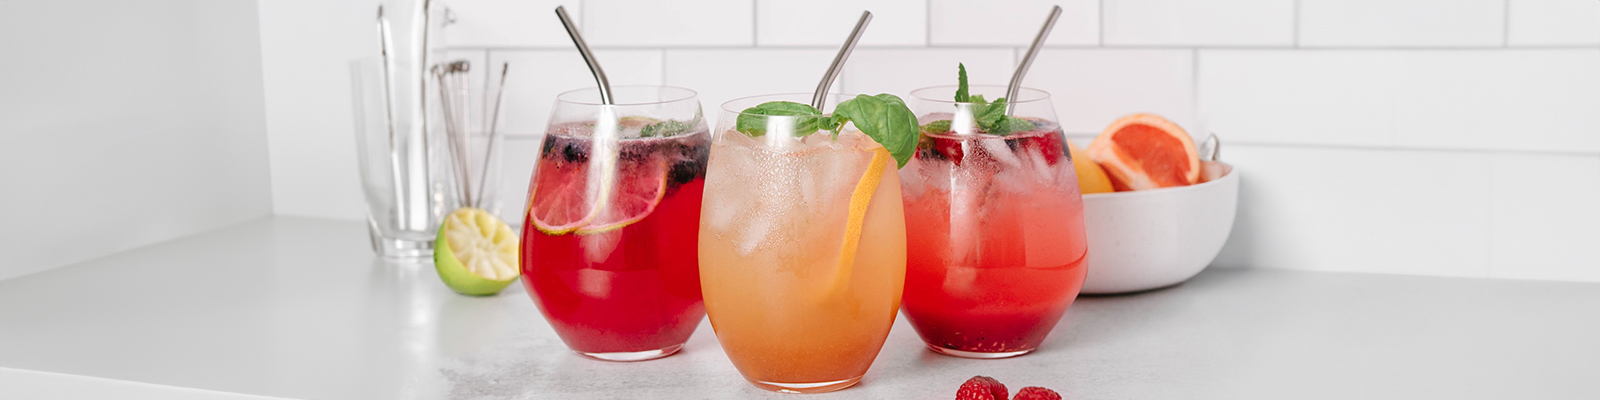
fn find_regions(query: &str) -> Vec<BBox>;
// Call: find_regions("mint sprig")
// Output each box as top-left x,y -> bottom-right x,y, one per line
952,63 -> 1037,135
734,95 -> 918,168
640,119 -> 692,137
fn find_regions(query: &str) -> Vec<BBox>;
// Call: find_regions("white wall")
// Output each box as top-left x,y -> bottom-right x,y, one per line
259,0 -> 1600,282
0,0 -> 273,280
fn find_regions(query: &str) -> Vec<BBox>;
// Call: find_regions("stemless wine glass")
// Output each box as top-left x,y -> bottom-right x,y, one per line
521,86 -> 711,361
897,84 -> 1088,358
698,94 -> 907,393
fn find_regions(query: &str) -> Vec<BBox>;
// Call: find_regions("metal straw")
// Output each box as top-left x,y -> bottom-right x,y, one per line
812,11 -> 872,110
433,61 -> 474,207
375,5 -> 413,230
473,62 -> 510,206
555,6 -> 612,104
1005,5 -> 1062,115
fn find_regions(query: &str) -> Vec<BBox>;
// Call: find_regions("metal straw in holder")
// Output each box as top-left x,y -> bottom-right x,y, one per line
433,60 -> 510,213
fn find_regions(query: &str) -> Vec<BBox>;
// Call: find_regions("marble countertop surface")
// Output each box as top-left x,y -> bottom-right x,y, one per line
2,217 -> 1597,399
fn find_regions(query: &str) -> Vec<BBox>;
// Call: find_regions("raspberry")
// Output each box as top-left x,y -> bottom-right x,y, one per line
1024,132 -> 1064,166
955,376 -> 1008,400
1013,386 -> 1062,400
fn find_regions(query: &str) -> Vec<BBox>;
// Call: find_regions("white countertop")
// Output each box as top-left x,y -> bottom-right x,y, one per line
1,217 -> 1597,399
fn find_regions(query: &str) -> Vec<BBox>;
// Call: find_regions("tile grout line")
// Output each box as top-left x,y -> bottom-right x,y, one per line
1501,0 -> 1510,47
1098,0 -> 1105,47
1293,0 -> 1301,48
925,0 -> 932,46
751,0 -> 758,46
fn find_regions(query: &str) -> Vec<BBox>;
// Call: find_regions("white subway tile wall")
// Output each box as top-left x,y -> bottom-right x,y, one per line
582,0 -> 753,47
315,0 -> 1600,282
757,0 -> 928,46
1298,0 -> 1507,48
1211,145 -> 1494,278
1102,0 -> 1296,47
489,49 -> 664,135
443,0 -> 574,48
1488,153 -> 1600,282
929,0 -> 1099,46
1030,49 -> 1196,134
1507,0 -> 1600,46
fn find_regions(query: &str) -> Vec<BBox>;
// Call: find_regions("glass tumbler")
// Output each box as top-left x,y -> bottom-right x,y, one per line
521,86 -> 710,361
897,84 -> 1089,358
350,55 -> 451,260
698,94 -> 907,393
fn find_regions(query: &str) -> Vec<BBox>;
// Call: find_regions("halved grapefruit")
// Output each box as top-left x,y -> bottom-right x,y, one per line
1087,114 -> 1199,191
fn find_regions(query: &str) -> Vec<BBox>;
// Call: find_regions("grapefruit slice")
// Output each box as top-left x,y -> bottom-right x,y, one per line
575,157 -> 669,235
1086,114 -> 1199,191
436,208 -> 520,296
1067,140 -> 1113,194
527,155 -> 600,235
527,149 -> 669,236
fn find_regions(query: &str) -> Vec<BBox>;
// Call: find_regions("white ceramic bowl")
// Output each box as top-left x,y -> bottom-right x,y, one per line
1079,161 -> 1238,294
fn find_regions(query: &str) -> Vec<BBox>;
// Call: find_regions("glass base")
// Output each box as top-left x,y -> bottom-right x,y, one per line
373,236 -> 433,261
576,343 -> 683,362
926,344 -> 1035,359
747,376 -> 863,394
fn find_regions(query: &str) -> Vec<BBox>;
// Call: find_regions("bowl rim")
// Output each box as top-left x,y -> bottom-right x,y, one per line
1082,161 -> 1235,200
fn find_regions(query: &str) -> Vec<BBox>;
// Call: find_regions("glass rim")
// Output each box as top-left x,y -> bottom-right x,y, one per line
719,92 -> 857,117
910,85 -> 1051,104
555,85 -> 700,106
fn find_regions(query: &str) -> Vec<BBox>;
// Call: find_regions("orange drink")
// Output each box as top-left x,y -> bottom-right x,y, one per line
699,94 -> 913,393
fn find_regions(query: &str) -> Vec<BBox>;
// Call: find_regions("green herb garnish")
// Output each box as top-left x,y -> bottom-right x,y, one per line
952,63 -> 1036,135
734,102 -> 834,137
921,120 -> 951,134
640,119 -> 692,137
735,94 -> 919,168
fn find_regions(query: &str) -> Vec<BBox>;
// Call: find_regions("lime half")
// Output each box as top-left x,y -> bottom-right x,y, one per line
435,208 -> 520,296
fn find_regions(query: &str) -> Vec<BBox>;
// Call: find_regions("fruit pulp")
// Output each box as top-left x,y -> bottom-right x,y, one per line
698,131 -> 907,392
899,119 -> 1089,357
521,121 -> 711,359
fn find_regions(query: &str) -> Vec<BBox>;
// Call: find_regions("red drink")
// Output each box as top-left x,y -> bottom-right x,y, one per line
521,121 -> 711,361
898,119 -> 1089,358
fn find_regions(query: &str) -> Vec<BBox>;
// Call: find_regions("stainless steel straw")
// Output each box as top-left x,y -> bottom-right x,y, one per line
812,11 -> 873,110
473,62 -> 509,206
555,6 -> 612,104
433,61 -> 474,208
1004,5 -> 1062,115
375,6 -> 412,229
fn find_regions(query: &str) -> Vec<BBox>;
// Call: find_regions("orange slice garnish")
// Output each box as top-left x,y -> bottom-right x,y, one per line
820,147 -> 890,301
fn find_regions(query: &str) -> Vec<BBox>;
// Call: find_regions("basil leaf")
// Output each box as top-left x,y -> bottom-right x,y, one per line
735,101 -> 825,137
955,63 -> 970,103
921,120 -> 952,134
834,94 -> 918,168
